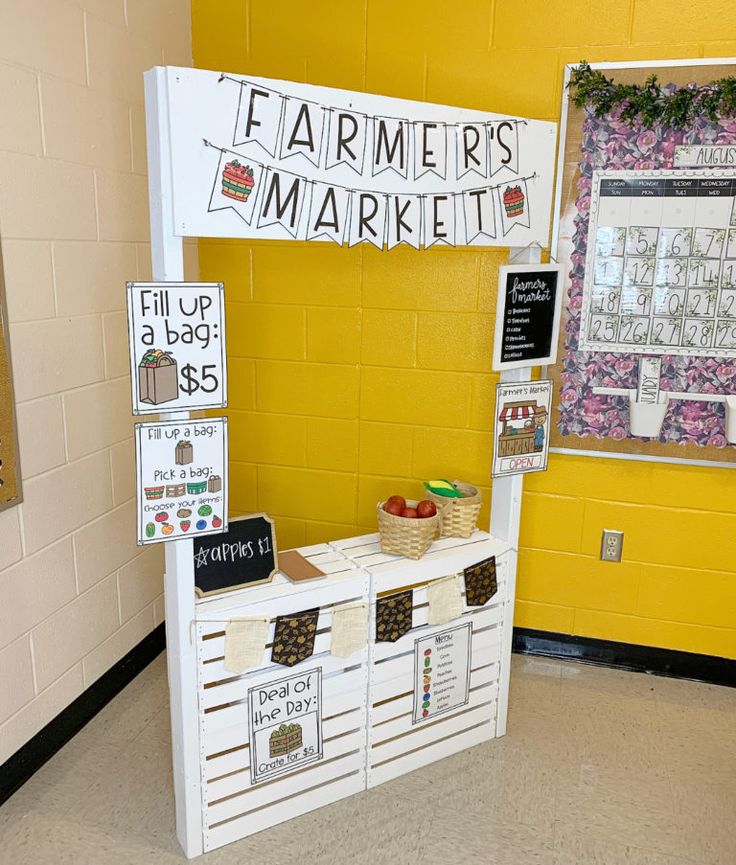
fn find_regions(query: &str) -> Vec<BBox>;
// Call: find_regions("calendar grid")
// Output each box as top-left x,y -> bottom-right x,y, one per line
581,170 -> 736,357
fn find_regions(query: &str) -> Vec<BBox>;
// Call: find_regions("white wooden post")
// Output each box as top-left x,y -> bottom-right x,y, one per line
144,67 -> 203,859
492,244 -> 542,736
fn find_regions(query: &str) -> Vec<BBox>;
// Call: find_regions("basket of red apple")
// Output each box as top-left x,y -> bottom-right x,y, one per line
377,495 -> 441,560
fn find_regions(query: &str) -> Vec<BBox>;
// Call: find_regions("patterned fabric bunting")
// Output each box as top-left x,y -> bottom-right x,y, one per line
271,608 -> 320,667
375,590 -> 413,642
464,556 -> 498,607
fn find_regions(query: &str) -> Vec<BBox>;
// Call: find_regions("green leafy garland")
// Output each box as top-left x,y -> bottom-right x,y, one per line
567,61 -> 736,128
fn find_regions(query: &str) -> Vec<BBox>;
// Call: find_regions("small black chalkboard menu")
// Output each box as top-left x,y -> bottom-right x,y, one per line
492,263 -> 563,371
193,513 -> 278,597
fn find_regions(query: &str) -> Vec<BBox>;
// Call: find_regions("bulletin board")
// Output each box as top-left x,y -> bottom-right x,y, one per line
0,244 -> 20,508
551,59 -> 736,465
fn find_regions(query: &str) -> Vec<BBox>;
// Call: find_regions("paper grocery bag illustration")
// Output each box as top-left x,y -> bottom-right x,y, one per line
207,474 -> 222,493
375,590 -> 413,642
175,440 -> 193,465
271,608 -> 320,667
138,350 -> 178,406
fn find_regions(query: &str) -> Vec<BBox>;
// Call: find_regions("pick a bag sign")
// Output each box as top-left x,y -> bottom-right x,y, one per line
163,67 -> 556,248
127,282 -> 226,413
134,417 -> 228,545
248,668 -> 323,784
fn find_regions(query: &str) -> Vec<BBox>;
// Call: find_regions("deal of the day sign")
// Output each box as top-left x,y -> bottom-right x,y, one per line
126,282 -> 226,413
134,417 -> 228,545
164,67 -> 556,248
248,668 -> 323,784
492,380 -> 553,478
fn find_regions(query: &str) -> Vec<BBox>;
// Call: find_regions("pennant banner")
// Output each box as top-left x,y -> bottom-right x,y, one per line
498,180 -> 531,236
257,167 -> 309,238
456,123 -> 488,180
279,98 -> 325,167
271,608 -> 320,667
168,68 -> 557,246
372,117 -> 410,179
325,107 -> 367,175
489,120 -> 519,178
348,190 -> 387,249
413,122 -> 447,180
233,81 -> 283,157
387,193 -> 422,250
463,186 -> 497,243
306,181 -> 350,244
422,193 -> 456,248
208,151 -> 264,225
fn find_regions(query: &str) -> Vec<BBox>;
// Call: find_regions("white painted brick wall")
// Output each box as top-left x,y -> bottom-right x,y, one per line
0,0 -> 194,764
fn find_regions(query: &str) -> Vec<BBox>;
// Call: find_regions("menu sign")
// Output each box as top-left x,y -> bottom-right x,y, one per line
412,623 -> 472,724
492,263 -> 563,370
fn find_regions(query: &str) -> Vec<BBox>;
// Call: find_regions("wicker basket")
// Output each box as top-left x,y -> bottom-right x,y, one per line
377,500 -> 440,560
426,481 -> 481,538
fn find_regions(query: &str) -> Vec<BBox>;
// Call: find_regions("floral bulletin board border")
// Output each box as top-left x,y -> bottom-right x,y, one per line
552,63 -> 736,463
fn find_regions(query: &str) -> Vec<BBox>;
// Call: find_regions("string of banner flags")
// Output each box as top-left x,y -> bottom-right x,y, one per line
206,139 -> 535,248
220,74 -> 526,181
202,75 -> 540,248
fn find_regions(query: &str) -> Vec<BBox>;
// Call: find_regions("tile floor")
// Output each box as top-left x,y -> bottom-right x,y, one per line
1,653 -> 734,864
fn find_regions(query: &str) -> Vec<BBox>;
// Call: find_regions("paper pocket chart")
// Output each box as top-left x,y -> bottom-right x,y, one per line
127,281 -> 227,414
135,417 -> 228,545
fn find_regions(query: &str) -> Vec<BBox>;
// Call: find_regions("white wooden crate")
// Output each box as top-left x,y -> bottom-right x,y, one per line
333,531 -> 510,789
194,543 -> 370,853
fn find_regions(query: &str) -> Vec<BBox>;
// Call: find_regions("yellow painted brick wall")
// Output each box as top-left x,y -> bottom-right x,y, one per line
192,0 -> 736,659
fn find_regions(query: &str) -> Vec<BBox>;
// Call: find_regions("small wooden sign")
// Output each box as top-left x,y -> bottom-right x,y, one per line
193,513 -> 277,598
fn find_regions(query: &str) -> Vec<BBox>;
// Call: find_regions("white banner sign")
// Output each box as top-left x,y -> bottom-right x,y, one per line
248,668 -> 323,784
161,66 -> 557,248
134,417 -> 228,545
412,623 -> 472,724
492,380 -> 552,478
126,282 -> 226,414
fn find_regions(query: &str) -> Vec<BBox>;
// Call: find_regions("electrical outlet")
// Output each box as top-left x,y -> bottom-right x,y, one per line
600,529 -> 624,563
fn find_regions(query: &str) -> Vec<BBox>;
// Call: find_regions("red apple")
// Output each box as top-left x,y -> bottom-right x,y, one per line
401,507 -> 418,519
417,500 -> 437,519
384,500 -> 404,516
387,495 -> 406,511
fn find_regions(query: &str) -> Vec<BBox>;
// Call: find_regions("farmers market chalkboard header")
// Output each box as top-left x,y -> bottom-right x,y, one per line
160,66 -> 556,248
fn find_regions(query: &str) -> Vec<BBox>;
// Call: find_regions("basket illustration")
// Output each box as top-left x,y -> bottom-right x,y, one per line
425,481 -> 482,538
377,499 -> 440,560
144,486 -> 165,501
186,481 -> 207,495
269,723 -> 303,758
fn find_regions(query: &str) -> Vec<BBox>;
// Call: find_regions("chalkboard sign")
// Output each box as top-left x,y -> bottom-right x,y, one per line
492,263 -> 563,371
193,513 -> 278,598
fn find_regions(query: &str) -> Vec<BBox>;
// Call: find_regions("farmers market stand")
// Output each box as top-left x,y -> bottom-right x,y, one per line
144,66 -> 549,857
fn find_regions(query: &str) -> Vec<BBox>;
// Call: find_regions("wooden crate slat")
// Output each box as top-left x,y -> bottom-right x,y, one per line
204,772 -> 365,852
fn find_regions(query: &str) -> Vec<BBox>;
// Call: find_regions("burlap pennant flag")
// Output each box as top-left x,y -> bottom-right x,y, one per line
464,556 -> 498,607
427,574 -> 464,625
271,608 -> 320,667
223,616 -> 270,674
375,590 -> 413,642
330,601 -> 368,658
